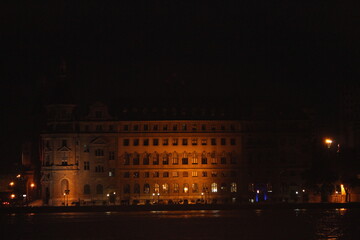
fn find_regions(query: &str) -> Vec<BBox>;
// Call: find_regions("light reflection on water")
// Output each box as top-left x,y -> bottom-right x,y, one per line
2,208 -> 359,240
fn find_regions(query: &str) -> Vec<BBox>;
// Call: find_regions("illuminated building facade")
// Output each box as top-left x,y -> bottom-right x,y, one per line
40,102 -> 242,205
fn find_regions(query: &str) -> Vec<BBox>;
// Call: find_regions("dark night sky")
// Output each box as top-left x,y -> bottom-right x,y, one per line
1,1 -> 359,168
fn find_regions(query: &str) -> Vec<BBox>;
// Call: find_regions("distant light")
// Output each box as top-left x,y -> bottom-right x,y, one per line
295,191 -> 299,195
11,194 -> 16,199
157,193 -> 160,196
302,189 -> 305,193
325,138 -> 333,148
113,192 -> 116,194
23,194 -> 27,198
63,193 -> 66,196
106,194 -> 110,197
30,183 -> 35,188
9,182 -> 14,186
152,193 -> 155,196
201,192 -> 204,196
340,184 -> 346,195
16,174 -> 21,178
256,190 -> 260,194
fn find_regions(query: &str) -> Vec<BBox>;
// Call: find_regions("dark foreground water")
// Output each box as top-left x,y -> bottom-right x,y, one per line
1,208 -> 360,240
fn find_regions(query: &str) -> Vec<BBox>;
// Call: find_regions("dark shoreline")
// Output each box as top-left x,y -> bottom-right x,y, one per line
1,202 -> 360,214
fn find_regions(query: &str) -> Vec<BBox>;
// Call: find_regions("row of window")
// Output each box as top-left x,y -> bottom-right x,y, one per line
123,138 -> 236,146
122,123 -> 237,132
123,151 -> 237,165
123,171 -> 237,178
122,182 -> 237,194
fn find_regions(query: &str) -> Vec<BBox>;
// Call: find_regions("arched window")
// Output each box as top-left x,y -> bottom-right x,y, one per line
172,152 -> 179,165
96,184 -> 103,194
162,183 -> 169,193
84,184 -> 91,194
134,183 -> 140,194
221,183 -> 227,192
192,183 -> 199,193
124,152 -> 130,165
144,184 -> 150,194
173,183 -> 179,193
162,152 -> 169,165
154,183 -> 160,193
133,152 -> 139,165
192,152 -> 198,164
124,184 -> 130,194
231,182 -> 237,193
143,152 -> 149,165
211,183 -> 218,193
201,152 -> 207,164
153,152 -> 159,165
183,183 -> 189,193
60,179 -> 69,194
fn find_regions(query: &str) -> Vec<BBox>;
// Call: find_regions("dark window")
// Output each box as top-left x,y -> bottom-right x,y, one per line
124,172 -> 130,178
124,184 -> 130,194
221,157 -> 227,164
133,158 -> 139,165
153,172 -> 159,178
163,139 -> 169,146
109,125 -> 114,131
163,125 -> 168,130
84,185 -> 91,194
201,157 -> 207,164
144,172 -> 150,178
133,125 -> 139,131
143,156 -> 149,165
183,172 -> 188,177
62,140 -> 67,147
231,171 -> 237,177
95,149 -> 104,156
182,124 -> 187,131
182,158 -> 188,165
202,171 -> 207,177
96,184 -> 103,194
123,139 -> 129,146
84,161 -> 90,170
173,138 -> 178,146
163,155 -> 169,165
201,125 -> 206,131
133,139 -> 139,146
230,139 -> 236,145
133,172 -> 139,178
211,138 -> 216,145
221,125 -> 225,131
173,125 -> 178,131
96,125 -> 103,131
109,151 -> 115,160
95,165 -> 104,172
134,184 -> 140,194
221,138 -> 226,145
95,111 -> 102,118
153,125 -> 158,130
163,172 -> 169,177
182,139 -> 188,145
144,124 -> 149,131
143,139 -> 149,146
153,139 -> 159,146
124,125 -> 129,131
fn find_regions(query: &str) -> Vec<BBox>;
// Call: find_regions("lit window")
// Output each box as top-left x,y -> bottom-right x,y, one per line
172,171 -> 179,177
192,138 -> 197,145
172,152 -> 179,165
163,139 -> 169,146
163,154 -> 169,165
192,154 -> 198,164
153,153 -> 159,165
162,183 -> 169,193
201,139 -> 207,145
172,138 -> 178,146
211,183 -> 218,193
211,172 -> 217,177
173,183 -> 179,193
192,171 -> 198,177
183,183 -> 189,193
221,183 -> 227,192
231,182 -> 237,192
154,183 -> 160,193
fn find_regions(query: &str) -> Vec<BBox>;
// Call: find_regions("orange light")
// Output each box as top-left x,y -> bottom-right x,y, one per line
30,183 -> 35,188
11,194 -> 16,199
16,174 -> 21,178
9,182 -> 14,186
325,138 -> 333,148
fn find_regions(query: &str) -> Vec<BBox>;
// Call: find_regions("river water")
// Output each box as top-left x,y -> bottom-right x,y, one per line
1,208 -> 359,239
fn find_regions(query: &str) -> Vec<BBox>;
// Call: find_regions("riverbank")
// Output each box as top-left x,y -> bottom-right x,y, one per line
1,202 -> 360,213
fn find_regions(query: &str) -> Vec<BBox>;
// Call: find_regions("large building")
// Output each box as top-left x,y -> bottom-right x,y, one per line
40,102 -> 244,205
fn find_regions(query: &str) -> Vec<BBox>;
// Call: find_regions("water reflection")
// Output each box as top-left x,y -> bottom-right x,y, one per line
2,208 -> 359,240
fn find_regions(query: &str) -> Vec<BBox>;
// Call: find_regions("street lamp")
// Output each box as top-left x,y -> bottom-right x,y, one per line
9,182 -> 14,187
325,138 -> 333,148
157,192 -> 160,203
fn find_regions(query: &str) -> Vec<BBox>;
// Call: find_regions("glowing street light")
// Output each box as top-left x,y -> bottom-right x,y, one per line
325,138 -> 333,148
9,182 -> 14,186
30,183 -> 35,188
11,194 -> 16,199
